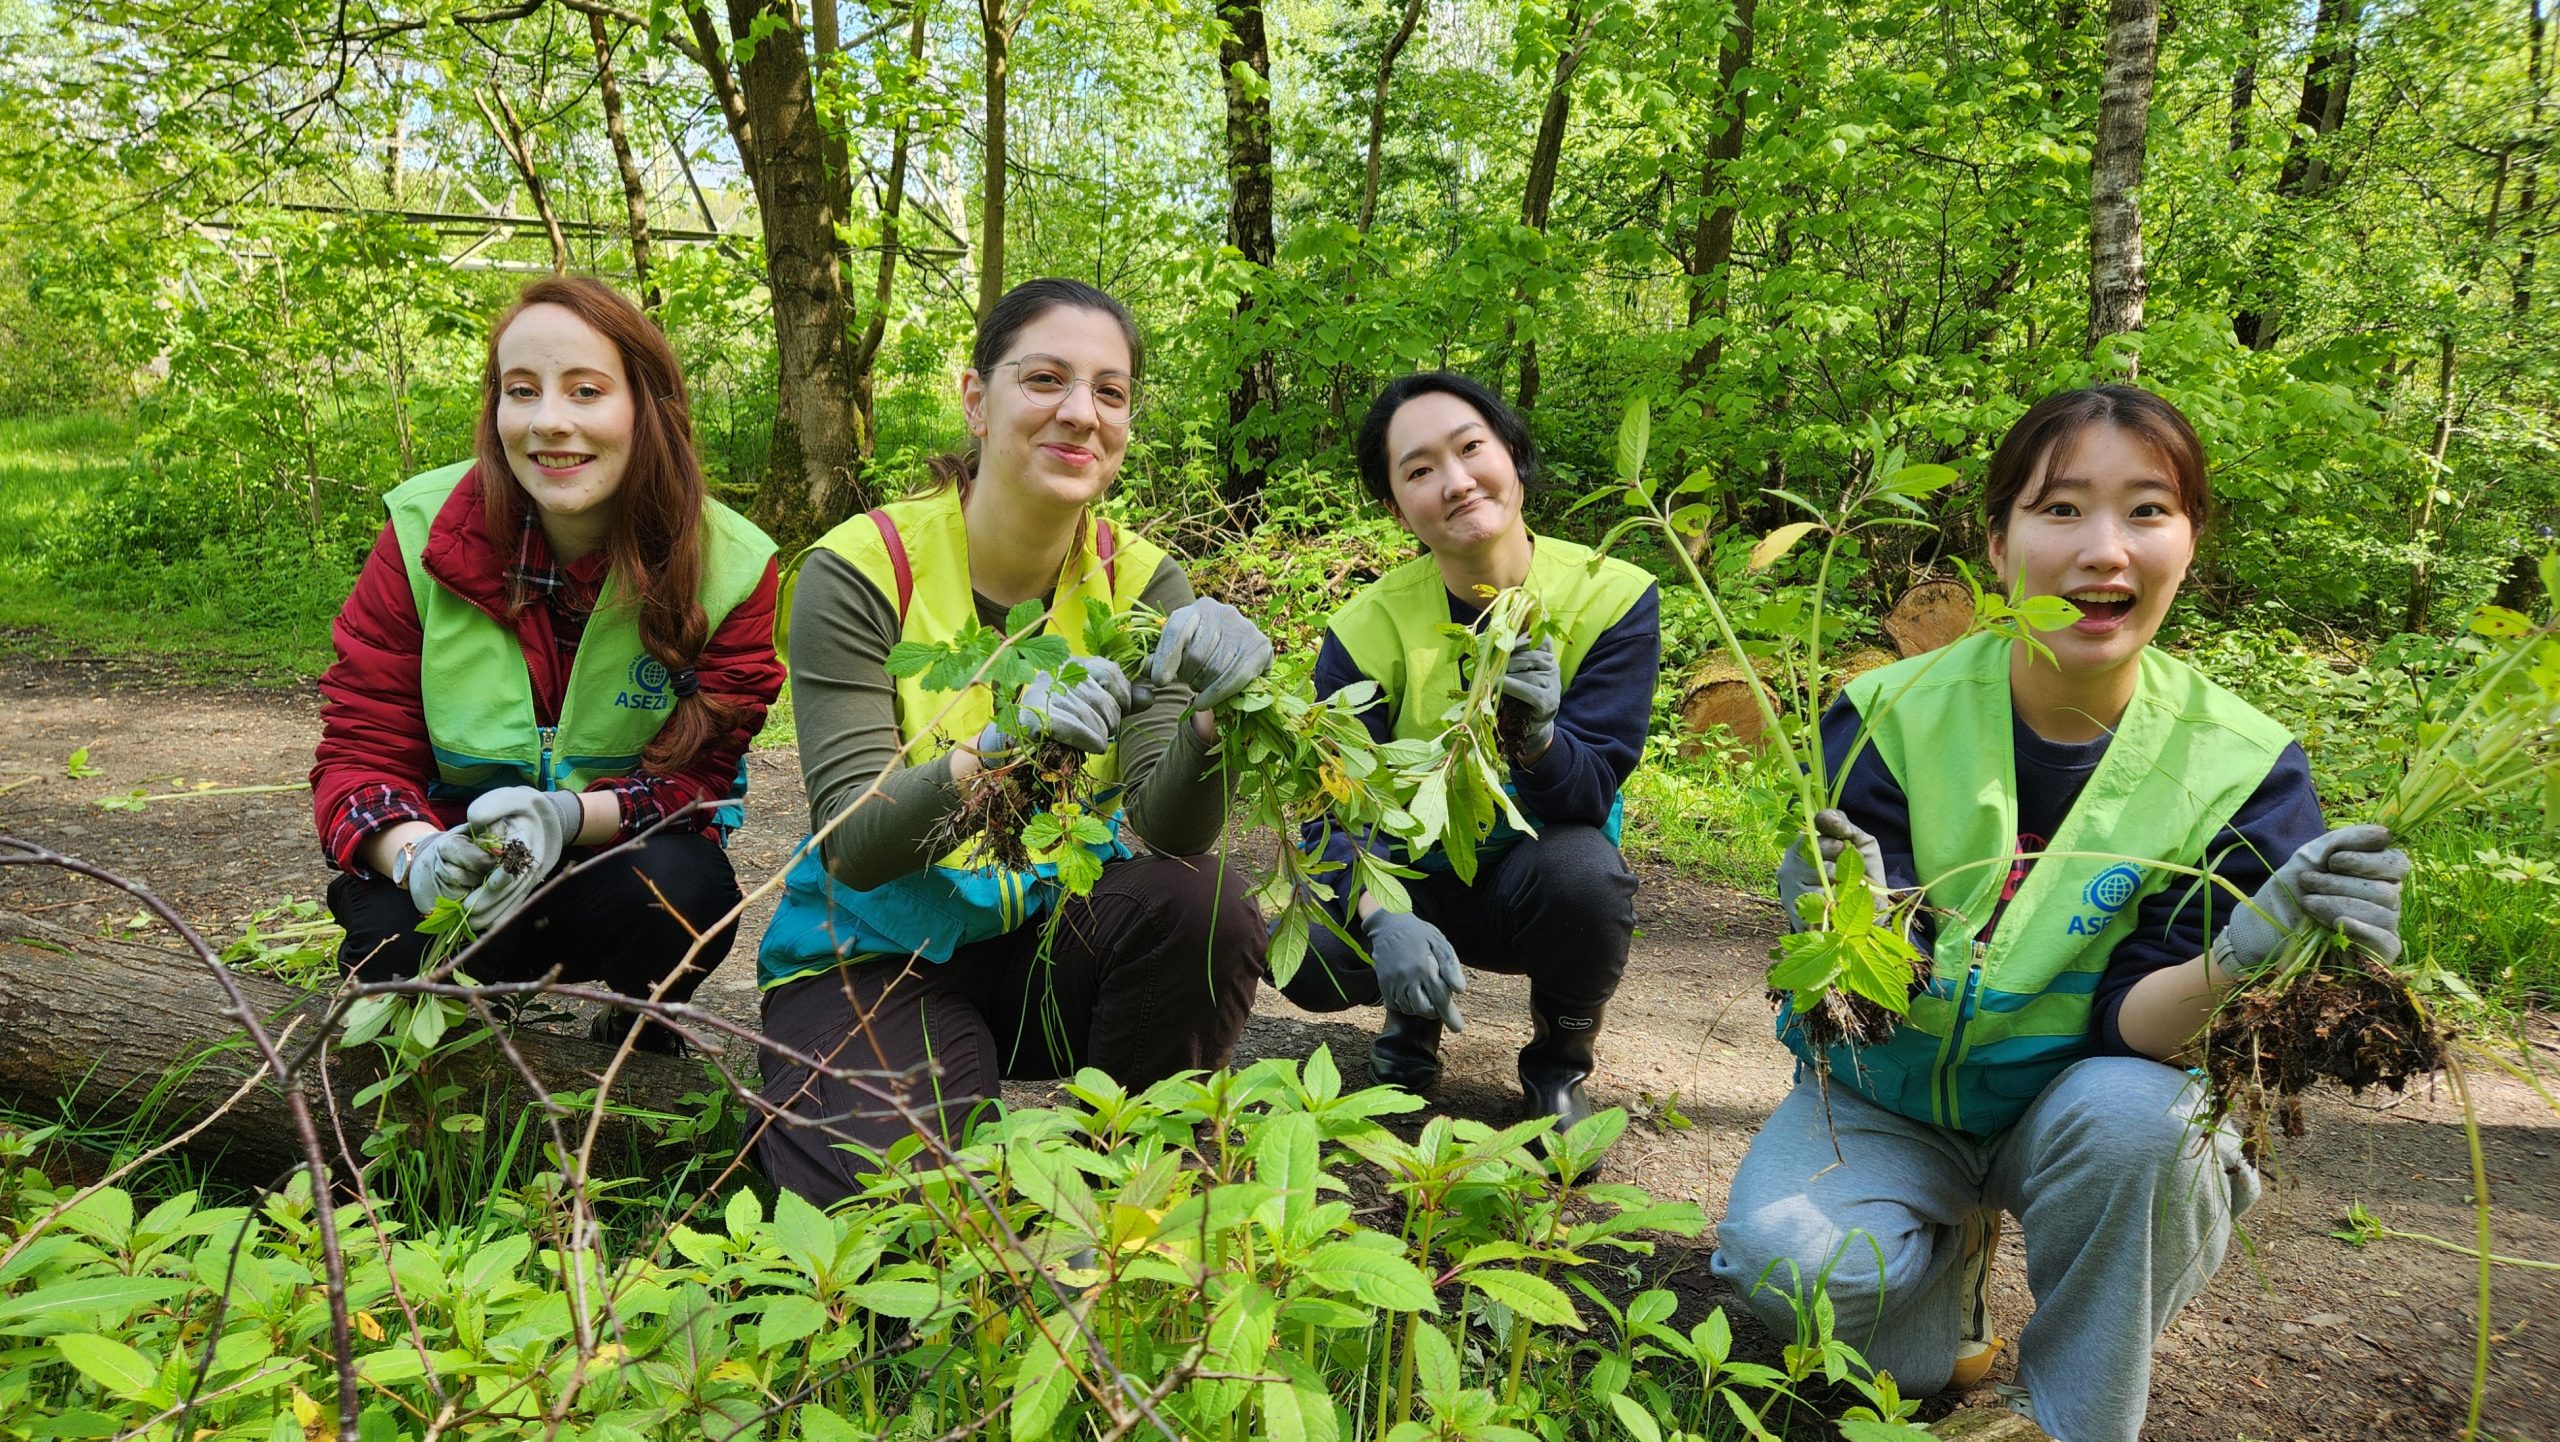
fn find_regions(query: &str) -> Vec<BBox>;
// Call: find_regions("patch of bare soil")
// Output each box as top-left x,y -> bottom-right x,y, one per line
3,659 -> 2554,1442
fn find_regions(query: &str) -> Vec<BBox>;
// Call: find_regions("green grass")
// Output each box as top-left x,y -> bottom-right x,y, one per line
1619,736 -> 1789,891
2402,818 -> 2560,1011
0,409 -> 349,681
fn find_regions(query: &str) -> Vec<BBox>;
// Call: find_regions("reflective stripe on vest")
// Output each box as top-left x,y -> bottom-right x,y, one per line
758,488 -> 1169,987
1784,631 -> 2295,1134
1325,534 -> 1654,866
384,462 -> 776,823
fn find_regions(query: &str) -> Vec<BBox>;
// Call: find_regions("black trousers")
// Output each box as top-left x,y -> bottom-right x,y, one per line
751,853 -> 1265,1205
1278,822 -> 1637,1017
329,831 -> 741,1001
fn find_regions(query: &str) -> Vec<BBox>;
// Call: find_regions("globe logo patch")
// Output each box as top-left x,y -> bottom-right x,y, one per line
630,657 -> 671,693
2083,864 -> 2143,915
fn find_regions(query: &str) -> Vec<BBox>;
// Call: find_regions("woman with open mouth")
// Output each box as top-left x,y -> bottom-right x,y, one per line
750,278 -> 1272,1207
1711,385 -> 2409,1440
311,275 -> 785,1055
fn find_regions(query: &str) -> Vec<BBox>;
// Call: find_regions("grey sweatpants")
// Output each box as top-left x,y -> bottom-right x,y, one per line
1711,1056 -> 2259,1442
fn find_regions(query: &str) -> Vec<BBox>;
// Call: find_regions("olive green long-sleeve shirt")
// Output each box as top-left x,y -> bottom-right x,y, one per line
788,547 -> 1230,890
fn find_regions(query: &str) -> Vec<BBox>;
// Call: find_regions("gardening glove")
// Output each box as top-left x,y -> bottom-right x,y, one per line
1775,810 -> 1894,932
1149,597 -> 1274,712
397,822 -> 499,918
1497,642 -> 1563,759
978,656 -> 1134,758
461,786 -> 587,930
1366,908 -> 1467,1031
2213,824 -> 2411,974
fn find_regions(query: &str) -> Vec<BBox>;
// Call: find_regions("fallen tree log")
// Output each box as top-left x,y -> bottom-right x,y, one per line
1882,578 -> 1972,657
0,910 -> 723,1187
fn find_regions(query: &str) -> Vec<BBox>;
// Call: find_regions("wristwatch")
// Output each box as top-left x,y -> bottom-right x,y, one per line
389,837 -> 422,887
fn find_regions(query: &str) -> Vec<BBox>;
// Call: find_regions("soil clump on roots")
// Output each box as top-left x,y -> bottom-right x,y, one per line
2204,957 -> 2448,1163
1773,948 -> 1932,1052
937,740 -> 1088,871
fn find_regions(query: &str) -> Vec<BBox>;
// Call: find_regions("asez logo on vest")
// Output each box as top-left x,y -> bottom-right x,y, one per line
617,656 -> 672,712
2063,863 -> 2145,936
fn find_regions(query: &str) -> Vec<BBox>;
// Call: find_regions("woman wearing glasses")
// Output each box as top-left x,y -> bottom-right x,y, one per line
751,278 -> 1273,1203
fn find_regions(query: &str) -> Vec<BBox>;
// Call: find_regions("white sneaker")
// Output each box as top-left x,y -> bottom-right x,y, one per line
1947,1211 -> 2004,1390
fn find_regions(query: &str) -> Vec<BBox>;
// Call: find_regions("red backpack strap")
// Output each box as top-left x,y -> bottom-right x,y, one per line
1095,516 -> 1118,592
867,509 -> 913,623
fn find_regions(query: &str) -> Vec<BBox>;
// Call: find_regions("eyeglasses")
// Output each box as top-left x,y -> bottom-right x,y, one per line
989,355 -> 1141,422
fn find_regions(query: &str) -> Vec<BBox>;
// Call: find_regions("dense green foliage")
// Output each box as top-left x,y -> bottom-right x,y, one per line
0,1053 -> 1934,1442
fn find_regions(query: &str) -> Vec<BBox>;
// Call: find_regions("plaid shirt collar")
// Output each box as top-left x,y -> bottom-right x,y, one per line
506,509 -> 609,600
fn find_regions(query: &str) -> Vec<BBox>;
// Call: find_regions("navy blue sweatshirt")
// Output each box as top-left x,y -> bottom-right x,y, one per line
1306,581 -> 1661,882
1818,693 -> 2327,1057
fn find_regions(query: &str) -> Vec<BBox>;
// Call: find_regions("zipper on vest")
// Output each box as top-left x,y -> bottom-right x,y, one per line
538,725 -> 558,789
1934,948 -> 1987,1128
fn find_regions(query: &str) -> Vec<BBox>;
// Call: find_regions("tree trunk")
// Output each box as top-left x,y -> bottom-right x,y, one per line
2234,0 -> 2360,349
2227,6 -> 2257,170
1358,0 -> 1427,237
2405,334 -> 2458,632
1681,0 -> 1756,403
2521,0 -> 2547,316
0,920 -> 713,1188
851,2 -> 932,468
1512,0 -> 1594,414
978,0 -> 1012,320
477,86 -> 569,273
2087,0 -> 2157,360
1219,0 -> 1278,525
725,0 -> 867,543
588,13 -> 660,309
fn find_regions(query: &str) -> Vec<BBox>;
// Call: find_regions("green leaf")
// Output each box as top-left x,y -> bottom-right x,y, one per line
797,1407 -> 870,1442
1410,1322 -> 1458,1401
2012,594 -> 2084,632
1004,598 -> 1048,636
771,1187 -> 837,1280
1053,845 -> 1104,895
1011,1328 -> 1079,1442
51,1334 -> 157,1401
1465,1267 -> 1582,1328
757,1295 -> 825,1350
1767,930 -> 1846,994
2470,605 -> 2533,638
724,1187 -> 763,1240
1299,1239 -> 1438,1312
1262,1358 -> 1341,1442
1615,395 -> 1652,488
1748,521 -> 1819,571
1880,462 -> 1957,497
883,640 -> 942,678
0,1276 -> 180,1334
1608,1393 -> 1664,1442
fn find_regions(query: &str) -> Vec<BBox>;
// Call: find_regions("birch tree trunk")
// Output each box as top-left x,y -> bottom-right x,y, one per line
2086,0 -> 2157,360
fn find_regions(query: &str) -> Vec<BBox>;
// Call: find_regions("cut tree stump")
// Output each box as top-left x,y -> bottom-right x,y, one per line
1930,1404 -> 2049,1440
0,910 -> 722,1186
1676,656 -> 1780,752
1882,578 -> 1973,657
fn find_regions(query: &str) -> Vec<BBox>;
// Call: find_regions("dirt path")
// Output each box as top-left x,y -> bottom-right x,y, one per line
2,658 -> 2554,1441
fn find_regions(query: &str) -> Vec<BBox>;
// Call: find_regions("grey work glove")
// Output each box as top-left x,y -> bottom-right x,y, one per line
1366,908 -> 1467,1031
462,786 -> 587,930
398,822 -> 499,918
1775,809 -> 1894,931
1497,642 -> 1563,758
2214,823 -> 2411,973
1150,597 -> 1275,712
979,656 -> 1134,758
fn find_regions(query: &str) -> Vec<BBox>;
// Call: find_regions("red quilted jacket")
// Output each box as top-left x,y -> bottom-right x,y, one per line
310,467 -> 784,873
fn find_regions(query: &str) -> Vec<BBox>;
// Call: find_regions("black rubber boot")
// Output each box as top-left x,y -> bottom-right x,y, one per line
1369,1009 -> 1444,1092
1518,999 -> 1602,1142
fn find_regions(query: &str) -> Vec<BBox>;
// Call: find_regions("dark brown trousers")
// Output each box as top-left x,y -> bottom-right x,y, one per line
750,853 -> 1264,1205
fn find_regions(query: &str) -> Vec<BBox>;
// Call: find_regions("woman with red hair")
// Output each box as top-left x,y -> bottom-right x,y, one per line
311,276 -> 784,1051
